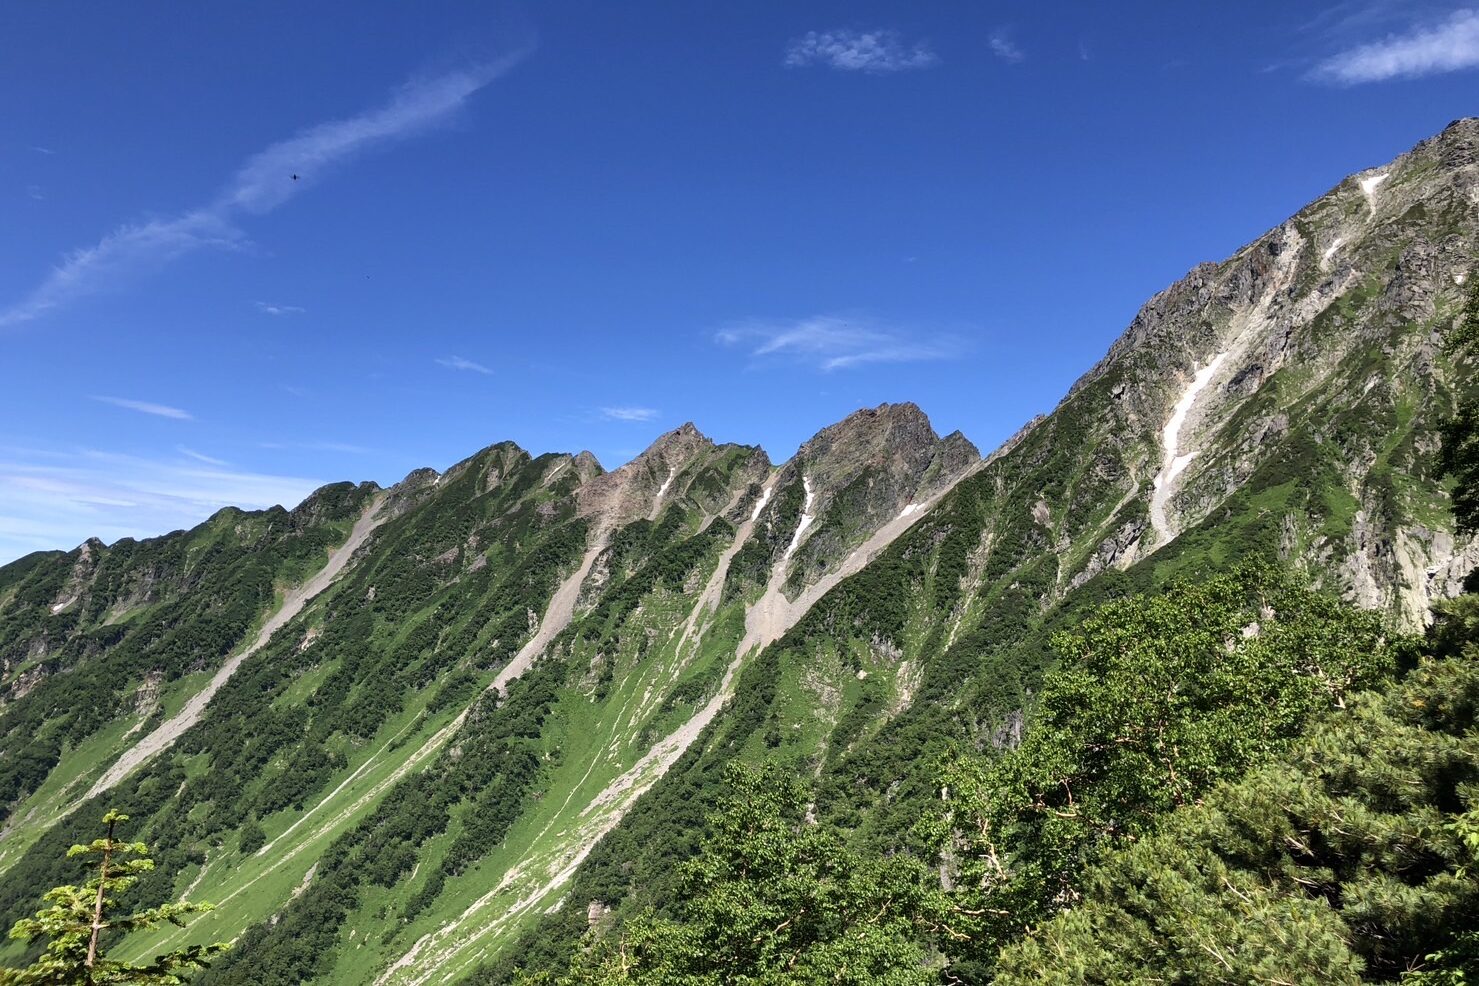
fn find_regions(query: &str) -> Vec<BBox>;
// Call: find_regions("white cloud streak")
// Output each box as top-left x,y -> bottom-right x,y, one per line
990,30 -> 1026,63
1310,9 -> 1479,83
257,301 -> 305,316
600,407 -> 659,422
177,445 -> 229,466
0,448 -> 325,563
91,395 -> 194,420
0,51 -> 530,327
436,355 -> 493,374
785,29 -> 938,73
257,440 -> 373,454
716,315 -> 963,372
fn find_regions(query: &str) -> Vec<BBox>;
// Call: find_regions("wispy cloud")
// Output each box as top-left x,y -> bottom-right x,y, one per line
258,440 -> 373,454
177,445 -> 228,466
28,145 -> 55,155
989,30 -> 1026,63
601,407 -> 659,422
25,185 -> 44,201
4,213 -> 242,326
785,29 -> 938,73
716,315 -> 963,372
436,355 -> 492,374
91,395 -> 193,420
256,301 -> 305,316
0,51 -> 530,328
1309,8 -> 1479,83
0,447 -> 325,563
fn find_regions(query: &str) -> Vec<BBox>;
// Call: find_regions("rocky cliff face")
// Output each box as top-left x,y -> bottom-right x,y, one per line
741,402 -> 980,597
0,121 -> 1474,985
1051,117 -> 1479,623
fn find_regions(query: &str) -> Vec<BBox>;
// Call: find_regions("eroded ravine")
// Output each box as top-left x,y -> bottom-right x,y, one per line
376,462 -> 980,984
87,494 -> 390,799
1147,354 -> 1226,549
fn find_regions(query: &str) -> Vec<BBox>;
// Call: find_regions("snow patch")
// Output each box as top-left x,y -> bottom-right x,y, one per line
654,469 -> 674,500
1148,352 -> 1227,547
782,477 -> 815,562
897,502 -> 922,519
1360,173 -> 1389,215
749,481 -> 775,521
1322,237 -> 1344,261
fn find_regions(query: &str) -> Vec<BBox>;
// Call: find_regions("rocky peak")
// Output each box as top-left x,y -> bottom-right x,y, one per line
793,402 -> 978,497
798,402 -> 931,457
1031,121 -> 1479,618
437,441 -> 532,491
636,423 -> 710,466
577,423 -> 720,528
572,450 -> 603,483
1424,116 -> 1477,166
764,403 -> 980,589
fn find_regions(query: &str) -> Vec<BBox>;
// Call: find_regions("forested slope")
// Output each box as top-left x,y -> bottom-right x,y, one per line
0,119 -> 1475,984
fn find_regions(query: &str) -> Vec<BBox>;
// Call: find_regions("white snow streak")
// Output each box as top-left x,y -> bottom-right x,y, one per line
749,482 -> 775,521
1322,237 -> 1344,261
1148,353 -> 1226,547
782,477 -> 815,561
1359,172 -> 1389,196
1360,172 -> 1390,214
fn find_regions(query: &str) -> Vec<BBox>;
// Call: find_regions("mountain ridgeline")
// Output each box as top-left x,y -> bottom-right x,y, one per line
1,120 -> 1476,984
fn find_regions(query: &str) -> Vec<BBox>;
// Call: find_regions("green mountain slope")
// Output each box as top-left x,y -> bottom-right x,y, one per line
0,119 -> 1475,984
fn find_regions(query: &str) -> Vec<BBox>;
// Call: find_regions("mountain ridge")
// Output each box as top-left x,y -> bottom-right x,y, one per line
0,118 -> 1475,985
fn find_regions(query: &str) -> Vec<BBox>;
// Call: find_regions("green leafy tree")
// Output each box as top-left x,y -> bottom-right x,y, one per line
925,565 -> 1399,971
542,765 -> 946,986
992,646 -> 1479,985
235,820 -> 264,858
0,810 -> 227,985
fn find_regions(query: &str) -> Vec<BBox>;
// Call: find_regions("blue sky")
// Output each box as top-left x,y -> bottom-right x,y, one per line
2,1 -> 1478,562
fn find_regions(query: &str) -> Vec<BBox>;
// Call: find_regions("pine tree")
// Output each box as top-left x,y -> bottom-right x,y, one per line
542,765 -> 946,986
923,565 -> 1398,972
0,809 -> 228,985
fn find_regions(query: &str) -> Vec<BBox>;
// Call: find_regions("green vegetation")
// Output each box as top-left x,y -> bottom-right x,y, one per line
927,566 -> 1402,973
535,765 -> 944,986
1,809 -> 226,984
994,620 -> 1479,984
2,127 -> 1477,984
539,568 -> 1461,984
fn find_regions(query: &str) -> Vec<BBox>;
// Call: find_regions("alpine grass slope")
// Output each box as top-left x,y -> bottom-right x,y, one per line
0,119 -> 1475,983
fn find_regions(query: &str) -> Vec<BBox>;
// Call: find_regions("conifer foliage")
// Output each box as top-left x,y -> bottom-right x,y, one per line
540,765 -> 947,985
0,810 -> 226,985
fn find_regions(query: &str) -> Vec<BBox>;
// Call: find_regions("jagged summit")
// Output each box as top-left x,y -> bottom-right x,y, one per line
1068,113 -> 1477,408
1420,115 -> 1477,161
732,401 -> 982,593
571,449 -> 603,482
3,120 -> 1476,986
631,421 -> 714,468
1024,120 -> 1478,619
